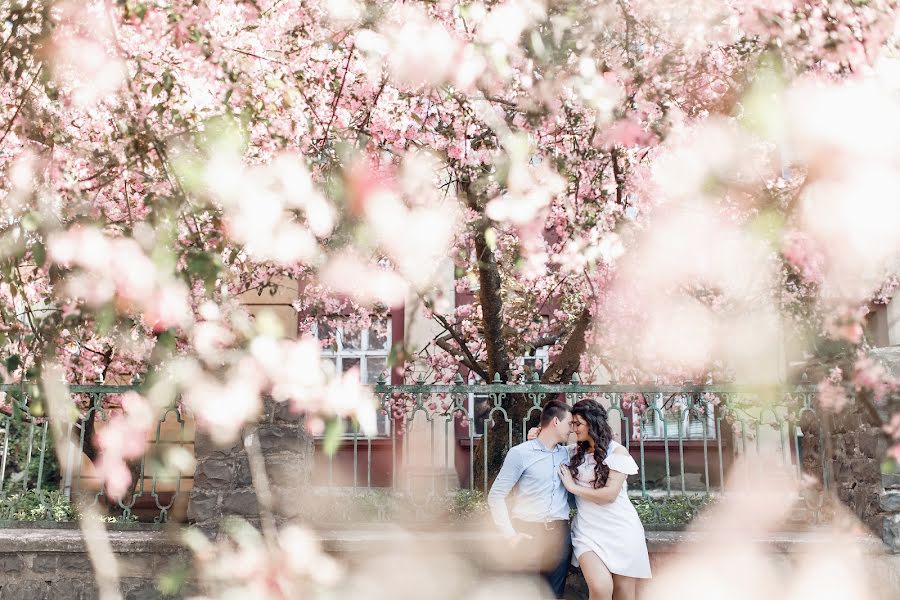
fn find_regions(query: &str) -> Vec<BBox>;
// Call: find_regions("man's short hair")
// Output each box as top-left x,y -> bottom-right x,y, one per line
539,399 -> 571,427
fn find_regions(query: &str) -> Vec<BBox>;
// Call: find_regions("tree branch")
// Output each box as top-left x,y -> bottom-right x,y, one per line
611,146 -> 625,206
542,307 -> 592,384
318,43 -> 355,150
528,335 -> 560,350
431,315 -> 490,381
434,335 -> 484,378
0,65 -> 42,149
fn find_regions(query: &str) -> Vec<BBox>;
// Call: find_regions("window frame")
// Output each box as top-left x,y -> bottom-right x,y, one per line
631,393 -> 718,442
465,345 -> 551,437
316,316 -> 392,437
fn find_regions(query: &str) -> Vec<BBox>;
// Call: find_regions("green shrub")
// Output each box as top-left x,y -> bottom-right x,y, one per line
0,489 -> 76,522
630,494 -> 715,526
446,489 -> 488,521
1,417 -> 63,497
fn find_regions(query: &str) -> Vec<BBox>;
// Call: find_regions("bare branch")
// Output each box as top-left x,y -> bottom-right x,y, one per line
528,335 -> 560,350
0,65 -> 42,150
432,314 -> 490,381
435,336 -> 482,376
542,307 -> 592,384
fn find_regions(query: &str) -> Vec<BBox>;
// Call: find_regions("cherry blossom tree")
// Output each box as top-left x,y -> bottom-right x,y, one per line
2,0 -> 900,502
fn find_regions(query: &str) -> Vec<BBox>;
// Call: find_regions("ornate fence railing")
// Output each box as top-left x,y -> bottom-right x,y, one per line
1,378 -> 827,527
0,383 -> 187,524
313,377 -> 828,526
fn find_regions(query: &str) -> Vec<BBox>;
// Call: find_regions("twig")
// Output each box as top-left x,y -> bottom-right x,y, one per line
431,312 -> 490,381
0,65 -> 42,149
435,334 -> 481,375
318,43 -> 355,150
223,46 -> 288,65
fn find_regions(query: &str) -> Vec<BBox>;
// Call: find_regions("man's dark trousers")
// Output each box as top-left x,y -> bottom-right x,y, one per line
512,518 -> 572,598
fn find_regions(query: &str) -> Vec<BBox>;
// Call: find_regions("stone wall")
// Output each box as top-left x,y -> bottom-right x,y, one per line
789,348 -> 900,550
884,473 -> 900,552
830,402 -> 889,533
188,399 -> 313,531
3,528 -> 899,599
800,395 -> 900,551
872,347 -> 900,552
0,528 -> 189,599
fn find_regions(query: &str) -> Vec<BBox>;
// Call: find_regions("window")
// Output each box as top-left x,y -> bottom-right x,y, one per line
466,346 -> 550,436
317,316 -> 391,436
864,303 -> 890,348
632,393 -> 718,441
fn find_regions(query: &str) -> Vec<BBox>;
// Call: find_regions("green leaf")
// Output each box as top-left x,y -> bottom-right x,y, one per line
31,241 -> 46,267
749,208 -> 785,247
21,212 -> 39,231
386,343 -> 399,369
186,250 -> 221,289
96,306 -> 116,335
155,329 -> 176,351
5,354 -> 21,373
322,418 -> 345,456
156,562 -> 190,596
739,53 -> 787,143
170,152 -> 205,194
199,115 -> 248,156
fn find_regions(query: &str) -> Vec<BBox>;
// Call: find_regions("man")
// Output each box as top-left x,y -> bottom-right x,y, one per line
487,399 -> 573,598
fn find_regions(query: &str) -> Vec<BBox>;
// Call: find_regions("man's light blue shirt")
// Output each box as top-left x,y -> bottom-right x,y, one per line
487,438 -> 571,537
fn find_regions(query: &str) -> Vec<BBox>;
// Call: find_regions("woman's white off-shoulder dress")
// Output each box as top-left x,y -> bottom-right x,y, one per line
569,440 -> 652,578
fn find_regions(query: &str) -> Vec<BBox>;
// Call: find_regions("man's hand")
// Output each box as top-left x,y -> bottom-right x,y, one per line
510,531 -> 534,546
559,464 -> 576,492
526,426 -> 540,440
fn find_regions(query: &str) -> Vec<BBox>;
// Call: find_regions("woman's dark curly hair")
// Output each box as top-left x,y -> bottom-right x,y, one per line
569,399 -> 614,489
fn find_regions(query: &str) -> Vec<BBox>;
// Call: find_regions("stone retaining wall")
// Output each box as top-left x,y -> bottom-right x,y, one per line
871,347 -> 900,552
3,528 -> 899,599
830,401 -> 889,533
0,528 -> 189,599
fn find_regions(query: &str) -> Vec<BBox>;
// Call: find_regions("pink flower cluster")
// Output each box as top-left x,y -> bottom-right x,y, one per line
852,356 -> 897,405
782,230 -> 825,285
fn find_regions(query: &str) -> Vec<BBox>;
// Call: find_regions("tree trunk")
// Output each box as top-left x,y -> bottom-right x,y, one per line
460,176 -> 595,490
461,176 -> 517,491
472,307 -> 593,491
461,177 -> 510,382
541,307 -> 591,384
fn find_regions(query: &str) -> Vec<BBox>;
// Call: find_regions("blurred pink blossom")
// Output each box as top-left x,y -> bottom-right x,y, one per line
49,1 -> 125,108
816,378 -> 848,413
94,392 -> 153,500
47,226 -> 192,331
853,356 -> 896,404
782,230 -> 825,285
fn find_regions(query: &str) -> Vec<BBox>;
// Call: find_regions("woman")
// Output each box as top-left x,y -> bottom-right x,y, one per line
565,399 -> 651,600
531,399 -> 651,600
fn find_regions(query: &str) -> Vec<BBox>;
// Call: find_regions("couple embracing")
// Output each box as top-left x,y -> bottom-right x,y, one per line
487,399 -> 651,600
